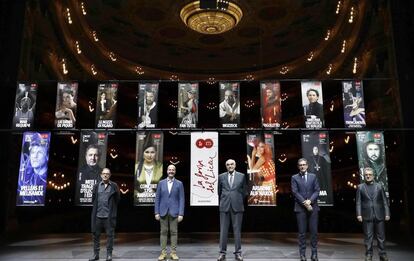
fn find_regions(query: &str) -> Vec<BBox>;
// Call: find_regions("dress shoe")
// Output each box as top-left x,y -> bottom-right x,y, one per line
235,253 -> 243,261
311,254 -> 318,261
158,251 -> 168,260
88,253 -> 99,261
170,251 -> 180,260
106,251 -> 112,261
300,255 -> 307,261
380,255 -> 389,261
217,253 -> 226,261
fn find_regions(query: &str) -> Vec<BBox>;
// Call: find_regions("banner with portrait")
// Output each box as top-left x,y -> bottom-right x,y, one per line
260,82 -> 282,128
16,132 -> 51,206
134,132 -> 164,206
138,83 -> 159,128
178,83 -> 198,128
356,131 -> 389,197
301,131 -> 333,206
12,82 -> 38,129
55,82 -> 78,129
75,131 -> 108,206
246,133 -> 277,206
95,83 -> 118,128
342,80 -> 366,128
190,132 -> 219,206
219,82 -> 240,128
301,81 -> 324,129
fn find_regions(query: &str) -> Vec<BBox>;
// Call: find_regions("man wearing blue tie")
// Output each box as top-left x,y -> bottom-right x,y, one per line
291,158 -> 320,261
154,164 -> 185,260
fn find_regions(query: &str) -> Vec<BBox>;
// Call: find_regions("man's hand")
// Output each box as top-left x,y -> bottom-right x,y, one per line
155,214 -> 160,221
178,216 -> 183,223
385,216 -> 390,221
304,199 -> 312,206
357,216 -> 362,222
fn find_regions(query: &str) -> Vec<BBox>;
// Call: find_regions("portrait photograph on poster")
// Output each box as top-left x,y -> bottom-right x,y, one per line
95,83 -> 118,128
54,82 -> 78,129
138,83 -> 159,128
178,83 -> 198,128
342,80 -> 366,128
301,81 -> 324,129
12,82 -> 37,129
260,82 -> 282,128
219,82 -> 240,128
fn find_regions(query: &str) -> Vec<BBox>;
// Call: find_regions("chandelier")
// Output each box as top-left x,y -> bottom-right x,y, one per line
180,1 -> 243,35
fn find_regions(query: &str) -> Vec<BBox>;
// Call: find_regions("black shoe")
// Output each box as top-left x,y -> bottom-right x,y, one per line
300,255 -> 307,261
311,254 -> 318,261
88,253 -> 99,261
380,255 -> 389,261
365,255 -> 373,261
106,251 -> 112,261
235,253 -> 243,261
217,253 -> 226,261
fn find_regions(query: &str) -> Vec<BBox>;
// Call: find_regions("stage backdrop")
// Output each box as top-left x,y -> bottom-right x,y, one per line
260,81 -> 282,128
55,82 -> 78,129
190,132 -> 219,206
246,132 -> 277,206
178,83 -> 199,128
134,132 -> 164,206
342,80 -> 366,128
301,81 -> 324,129
12,82 -> 37,129
356,131 -> 389,197
75,131 -> 107,206
219,82 -> 240,128
16,132 -> 51,206
138,83 -> 159,128
301,131 -> 333,206
95,83 -> 118,128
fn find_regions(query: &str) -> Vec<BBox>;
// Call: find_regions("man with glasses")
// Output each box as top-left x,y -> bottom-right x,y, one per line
291,158 -> 320,261
356,167 -> 390,261
89,168 -> 120,261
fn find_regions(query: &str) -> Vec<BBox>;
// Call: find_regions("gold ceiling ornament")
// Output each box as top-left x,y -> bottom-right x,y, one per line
180,1 -> 243,35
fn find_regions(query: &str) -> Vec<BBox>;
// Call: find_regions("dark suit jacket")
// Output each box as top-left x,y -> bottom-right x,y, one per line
356,182 -> 390,221
291,172 -> 320,212
218,171 -> 248,212
304,102 -> 324,120
154,178 -> 185,218
91,180 -> 120,232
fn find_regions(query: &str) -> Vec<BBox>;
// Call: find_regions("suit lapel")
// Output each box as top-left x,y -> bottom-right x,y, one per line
225,172 -> 231,189
362,183 -> 372,200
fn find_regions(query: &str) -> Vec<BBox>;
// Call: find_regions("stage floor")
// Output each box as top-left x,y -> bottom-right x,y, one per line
0,233 -> 413,260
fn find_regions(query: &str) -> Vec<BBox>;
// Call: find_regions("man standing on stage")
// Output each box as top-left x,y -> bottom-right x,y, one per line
217,159 -> 248,261
356,167 -> 390,261
291,158 -> 320,261
89,168 -> 120,261
155,164 -> 185,260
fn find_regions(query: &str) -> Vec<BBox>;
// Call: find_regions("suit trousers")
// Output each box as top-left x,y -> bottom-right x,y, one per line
296,210 -> 318,256
219,209 -> 243,254
93,217 -> 115,253
160,214 -> 178,252
363,219 -> 386,256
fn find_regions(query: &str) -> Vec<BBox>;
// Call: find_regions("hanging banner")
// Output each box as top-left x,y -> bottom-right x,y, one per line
301,131 -> 333,206
95,83 -> 118,128
246,133 -> 277,206
356,131 -> 389,197
16,132 -> 51,206
75,131 -> 108,206
342,80 -> 366,128
138,83 -> 159,128
219,82 -> 240,128
260,82 -> 282,128
301,81 -> 324,128
12,82 -> 38,129
178,83 -> 198,128
55,82 -> 78,129
134,132 -> 164,206
190,132 -> 219,206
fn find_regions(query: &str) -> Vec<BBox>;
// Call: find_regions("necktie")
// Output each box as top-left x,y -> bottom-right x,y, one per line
229,174 -> 234,188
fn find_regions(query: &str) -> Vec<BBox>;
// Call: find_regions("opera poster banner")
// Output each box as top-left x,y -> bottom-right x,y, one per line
16,132 -> 51,206
178,83 -> 198,128
301,81 -> 324,129
138,83 -> 159,128
75,131 -> 107,206
260,81 -> 282,128
134,132 -> 164,206
12,82 -> 37,129
356,131 -> 389,197
55,82 -> 78,129
96,83 -> 118,128
246,133 -> 277,206
342,80 -> 366,128
219,82 -> 240,128
190,132 -> 219,206
301,131 -> 333,206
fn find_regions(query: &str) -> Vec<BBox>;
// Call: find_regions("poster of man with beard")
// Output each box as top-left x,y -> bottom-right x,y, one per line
301,131 -> 333,206
95,83 -> 118,128
301,81 -> 325,129
134,132 -> 164,206
356,131 -> 389,197
138,83 -> 159,128
342,80 -> 366,128
12,82 -> 37,129
219,82 -> 240,128
75,131 -> 107,206
261,82 -> 282,128
178,83 -> 198,128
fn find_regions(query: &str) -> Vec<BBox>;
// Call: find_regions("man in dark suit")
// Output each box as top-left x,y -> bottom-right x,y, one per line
155,164 -> 185,260
89,168 -> 120,261
217,159 -> 248,261
291,158 -> 320,261
356,167 -> 390,261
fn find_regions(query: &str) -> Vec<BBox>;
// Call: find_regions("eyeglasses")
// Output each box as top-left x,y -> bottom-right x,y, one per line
298,164 -> 307,166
